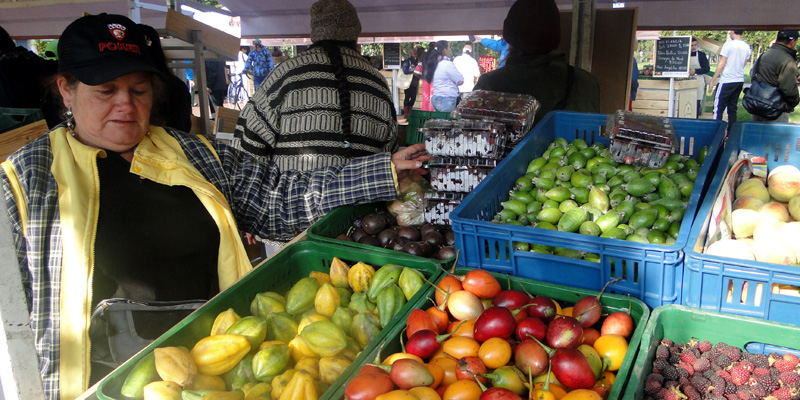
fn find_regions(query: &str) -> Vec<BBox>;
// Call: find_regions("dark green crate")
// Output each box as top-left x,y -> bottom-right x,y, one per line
97,241 -> 442,400
622,305 -> 800,400
307,201 -> 456,267
328,269 -> 650,400
0,107 -> 44,133
406,109 -> 454,144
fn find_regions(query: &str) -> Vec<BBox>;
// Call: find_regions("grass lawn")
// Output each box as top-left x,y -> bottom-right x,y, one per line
705,62 -> 800,123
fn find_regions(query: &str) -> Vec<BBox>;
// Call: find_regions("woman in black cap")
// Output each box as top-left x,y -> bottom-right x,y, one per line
0,13 -> 428,399
474,0 -> 600,124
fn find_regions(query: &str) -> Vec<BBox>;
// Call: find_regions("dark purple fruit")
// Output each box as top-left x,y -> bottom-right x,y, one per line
377,211 -> 396,227
417,241 -> 434,257
397,226 -> 421,241
420,223 -> 440,237
422,231 -> 445,248
377,229 -> 398,248
361,213 -> 387,235
336,234 -> 353,242
358,235 -> 381,247
402,242 -> 424,256
444,230 -> 455,246
351,229 -> 369,243
437,246 -> 456,260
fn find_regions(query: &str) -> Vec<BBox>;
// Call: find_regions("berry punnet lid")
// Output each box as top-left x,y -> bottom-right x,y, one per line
606,110 -> 677,168
455,90 -> 541,144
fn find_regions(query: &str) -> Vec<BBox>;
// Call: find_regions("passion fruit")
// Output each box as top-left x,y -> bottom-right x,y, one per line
361,213 -> 387,235
397,226 -> 421,241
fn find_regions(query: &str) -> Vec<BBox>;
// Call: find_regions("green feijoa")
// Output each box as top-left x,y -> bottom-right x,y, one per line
642,192 -> 661,203
580,147 -> 597,160
542,160 -> 562,173
571,138 -> 588,150
664,160 -> 681,173
606,174 -> 625,188
679,182 -> 694,199
525,172 -> 539,180
668,221 -> 681,239
533,187 -> 549,203
617,224 -> 634,235
686,169 -> 699,182
526,212 -> 539,223
571,171 -> 593,189
545,186 -> 571,202
531,244 -> 554,254
684,158 -> 699,170
650,198 -> 685,211
513,241 -> 530,251
653,204 -> 670,219
517,213 -> 532,225
542,149 -> 552,159
533,177 -> 556,191
579,221 -> 601,236
539,169 -> 557,181
585,157 -> 600,172
588,187 -> 610,213
536,221 -> 557,230
634,202 -> 653,210
625,177 -> 656,197
671,173 -> 689,185
609,193 -> 626,208
647,230 -> 666,245
582,206 -> 603,222
628,208 -> 658,230
526,157 -> 548,174
515,176 -> 534,192
601,227 -> 628,240
609,185 -> 628,200
592,173 -> 607,186
696,146 -> 709,164
616,164 -> 635,175
556,165 -> 575,182
643,171 -> 662,187
559,199 -> 579,213
510,190 -> 536,204
502,199 -> 527,216
506,220 -> 524,226
567,152 -> 587,170
549,146 -> 567,159
652,217 -> 671,232
561,182 -> 573,189
635,227 -> 650,238
591,142 -> 606,151
558,208 -> 588,233
493,208 -> 518,222
527,201 -> 544,214
667,153 -> 685,164
584,253 -> 601,263
658,175 -> 681,200
591,162 -> 618,178
595,211 -> 621,234
542,199 -> 560,209
570,187 -> 590,204
554,138 -> 569,147
670,207 -> 685,223
665,237 -> 677,246
555,247 -> 584,259
626,234 -> 650,244
537,207 -> 563,224
616,201 -> 635,224
565,147 -> 577,158
622,170 -> 642,184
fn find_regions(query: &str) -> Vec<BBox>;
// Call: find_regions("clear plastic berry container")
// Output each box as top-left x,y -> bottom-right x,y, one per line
606,110 -> 677,168
422,119 -> 507,159
424,191 -> 466,226
426,157 -> 498,193
454,90 -> 541,144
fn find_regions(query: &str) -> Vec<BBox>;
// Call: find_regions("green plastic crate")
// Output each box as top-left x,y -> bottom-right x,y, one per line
623,305 -> 800,400
97,241 -> 442,400
406,109 -> 454,144
0,107 -> 44,133
329,269 -> 650,400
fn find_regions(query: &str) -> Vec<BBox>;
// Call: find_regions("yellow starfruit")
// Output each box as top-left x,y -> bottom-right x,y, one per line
347,261 -> 375,293
314,283 -> 341,318
278,370 -> 319,400
184,373 -> 226,391
142,380 -> 182,400
329,257 -> 351,289
318,356 -> 352,384
308,271 -> 331,286
154,346 -> 197,386
210,308 -> 241,336
293,357 -> 320,381
191,334 -> 251,376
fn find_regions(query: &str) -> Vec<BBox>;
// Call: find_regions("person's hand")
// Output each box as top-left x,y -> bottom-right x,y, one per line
391,143 -> 432,182
206,87 -> 212,94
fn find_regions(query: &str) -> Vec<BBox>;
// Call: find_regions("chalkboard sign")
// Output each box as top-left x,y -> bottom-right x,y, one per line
383,43 -> 401,69
654,36 -> 691,77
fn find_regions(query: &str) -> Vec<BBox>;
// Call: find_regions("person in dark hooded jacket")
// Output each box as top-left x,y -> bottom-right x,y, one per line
749,30 -> 799,123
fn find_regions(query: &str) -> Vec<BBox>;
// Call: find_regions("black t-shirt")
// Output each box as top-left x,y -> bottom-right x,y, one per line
92,151 -> 221,308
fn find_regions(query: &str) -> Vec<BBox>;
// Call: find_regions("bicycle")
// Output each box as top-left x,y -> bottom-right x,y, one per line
227,72 -> 250,110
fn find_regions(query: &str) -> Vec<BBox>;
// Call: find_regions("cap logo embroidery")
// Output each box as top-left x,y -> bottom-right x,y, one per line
107,23 -> 127,41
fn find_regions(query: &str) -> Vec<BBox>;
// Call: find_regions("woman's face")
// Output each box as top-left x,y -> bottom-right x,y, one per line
58,72 -> 153,153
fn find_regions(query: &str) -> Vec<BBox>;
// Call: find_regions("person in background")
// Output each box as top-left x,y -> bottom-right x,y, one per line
139,24 -> 192,132
0,13 -> 429,399
630,57 -> 639,111
708,30 -> 751,132
205,59 -> 228,119
689,37 -> 710,118
419,41 -> 442,111
431,41 -> 463,112
453,44 -> 481,100
244,38 -> 273,89
748,30 -> 799,123
473,35 -> 509,68
401,46 -> 423,117
474,0 -> 600,126
228,45 -> 250,95
271,46 -> 284,57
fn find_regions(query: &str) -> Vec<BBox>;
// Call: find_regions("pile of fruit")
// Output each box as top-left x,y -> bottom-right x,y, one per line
341,211 -> 456,260
344,270 -> 635,400
643,338 -> 800,400
118,259 -> 428,400
492,138 -> 707,261
706,165 -> 800,265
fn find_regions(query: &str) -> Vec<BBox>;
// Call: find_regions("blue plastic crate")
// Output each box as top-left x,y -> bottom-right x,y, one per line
450,111 -> 726,310
683,122 -> 800,324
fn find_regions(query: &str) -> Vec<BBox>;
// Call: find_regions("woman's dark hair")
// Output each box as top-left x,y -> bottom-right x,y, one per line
313,41 -> 357,149
422,41 -> 448,82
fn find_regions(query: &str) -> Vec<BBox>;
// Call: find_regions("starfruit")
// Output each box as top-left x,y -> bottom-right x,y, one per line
250,292 -> 286,318
339,337 -> 360,361
222,355 -> 255,391
299,320 -> 348,357
257,340 -> 286,352
366,264 -> 404,302
398,267 -> 425,301
154,346 -> 197,386
225,316 -> 267,352
329,257 -> 351,288
180,390 -> 215,400
142,380 -> 182,400
350,312 -> 381,350
199,390 -> 244,400
241,382 -> 271,400
265,312 -> 298,344
294,357 -> 320,381
270,369 -> 296,400
376,284 -> 406,328
314,283 -> 341,318
252,342 -> 290,382
288,335 -> 317,362
336,288 -> 352,307
285,277 -> 320,316
278,370 -> 319,400
331,307 -> 355,333
308,271 -> 331,286
347,292 -> 376,314
297,311 -> 330,334
191,334 -> 251,376
347,261 -> 375,293
318,356 -> 352,385
185,374 -> 226,391
121,351 -> 159,399
211,308 -> 242,336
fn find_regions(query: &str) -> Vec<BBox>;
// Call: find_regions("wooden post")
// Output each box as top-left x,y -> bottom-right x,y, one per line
193,30 -> 213,138
571,0 -> 596,71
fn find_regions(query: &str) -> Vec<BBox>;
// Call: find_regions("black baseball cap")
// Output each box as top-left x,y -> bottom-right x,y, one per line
777,30 -> 800,40
58,13 -> 164,85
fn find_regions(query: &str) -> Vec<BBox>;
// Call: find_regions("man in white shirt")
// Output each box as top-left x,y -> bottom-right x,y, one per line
709,30 -> 751,132
454,44 -> 481,96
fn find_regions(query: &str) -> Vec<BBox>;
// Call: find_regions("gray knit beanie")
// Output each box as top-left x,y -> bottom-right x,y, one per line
310,0 -> 362,43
